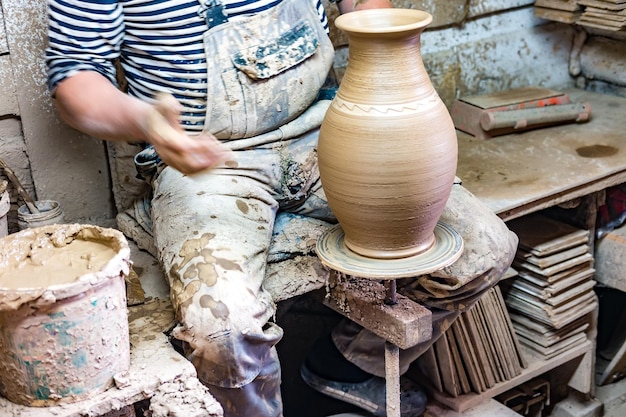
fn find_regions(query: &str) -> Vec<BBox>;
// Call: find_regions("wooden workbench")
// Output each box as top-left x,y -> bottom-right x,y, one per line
457,88 -> 626,221
430,88 -> 626,412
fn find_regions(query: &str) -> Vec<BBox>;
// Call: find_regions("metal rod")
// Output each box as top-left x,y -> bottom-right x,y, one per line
385,279 -> 397,305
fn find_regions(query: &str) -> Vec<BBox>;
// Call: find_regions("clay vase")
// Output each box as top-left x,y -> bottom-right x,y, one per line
318,9 -> 458,259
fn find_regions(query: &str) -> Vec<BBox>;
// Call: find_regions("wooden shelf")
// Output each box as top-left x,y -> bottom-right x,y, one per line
429,339 -> 593,412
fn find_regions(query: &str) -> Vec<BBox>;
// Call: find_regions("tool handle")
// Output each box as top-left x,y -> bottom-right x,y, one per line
480,102 -> 591,132
0,158 -> 39,213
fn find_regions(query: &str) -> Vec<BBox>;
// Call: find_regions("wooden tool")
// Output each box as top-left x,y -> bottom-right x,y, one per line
451,87 -> 592,140
0,158 -> 39,214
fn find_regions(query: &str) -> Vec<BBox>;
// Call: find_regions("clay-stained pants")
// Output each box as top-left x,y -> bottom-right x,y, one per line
151,130 -> 329,417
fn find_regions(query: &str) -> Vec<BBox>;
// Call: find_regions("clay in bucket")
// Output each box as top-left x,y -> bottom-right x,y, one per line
0,223 -> 131,407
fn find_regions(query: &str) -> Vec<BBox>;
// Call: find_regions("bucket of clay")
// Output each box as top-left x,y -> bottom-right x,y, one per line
0,223 -> 131,406
0,191 -> 9,238
17,200 -> 64,231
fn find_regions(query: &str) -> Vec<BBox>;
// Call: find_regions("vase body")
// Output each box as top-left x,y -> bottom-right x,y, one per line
318,9 -> 458,259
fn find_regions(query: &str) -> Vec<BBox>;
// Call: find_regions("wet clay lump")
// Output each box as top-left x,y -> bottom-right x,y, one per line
0,238 -> 116,289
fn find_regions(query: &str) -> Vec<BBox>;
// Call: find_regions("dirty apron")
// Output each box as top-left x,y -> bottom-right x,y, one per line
150,1 -> 334,416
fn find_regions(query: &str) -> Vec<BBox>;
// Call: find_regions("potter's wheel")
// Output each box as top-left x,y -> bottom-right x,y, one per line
316,221 -> 463,280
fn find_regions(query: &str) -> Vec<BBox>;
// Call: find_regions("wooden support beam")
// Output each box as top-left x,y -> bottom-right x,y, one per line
323,273 -> 432,350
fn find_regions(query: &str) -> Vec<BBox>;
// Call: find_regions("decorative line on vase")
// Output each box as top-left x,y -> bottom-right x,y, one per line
333,92 -> 440,115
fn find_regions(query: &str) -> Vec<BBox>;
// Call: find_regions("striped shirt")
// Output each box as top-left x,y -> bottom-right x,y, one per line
46,0 -> 329,132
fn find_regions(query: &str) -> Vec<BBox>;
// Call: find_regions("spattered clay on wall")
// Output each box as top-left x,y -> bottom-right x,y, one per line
0,0 -> 114,225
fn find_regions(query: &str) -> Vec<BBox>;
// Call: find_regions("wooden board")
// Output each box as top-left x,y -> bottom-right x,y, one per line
508,213 -> 590,257
463,310 -> 497,388
517,244 -> 590,268
518,332 -> 588,359
452,320 -> 486,393
515,253 -> 593,277
473,300 -> 506,383
514,265 -> 595,292
512,316 -> 589,348
435,332 -> 460,397
448,328 -> 471,395
494,285 -> 528,369
505,279 -> 596,306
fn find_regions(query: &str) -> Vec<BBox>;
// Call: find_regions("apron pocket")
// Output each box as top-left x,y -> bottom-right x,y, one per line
232,21 -> 319,80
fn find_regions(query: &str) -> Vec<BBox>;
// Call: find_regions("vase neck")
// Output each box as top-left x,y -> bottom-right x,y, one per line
338,31 -> 435,105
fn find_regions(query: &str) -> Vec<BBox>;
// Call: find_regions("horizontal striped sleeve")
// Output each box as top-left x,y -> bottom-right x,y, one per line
120,0 -> 208,131
315,0 -> 329,33
46,0 -> 124,92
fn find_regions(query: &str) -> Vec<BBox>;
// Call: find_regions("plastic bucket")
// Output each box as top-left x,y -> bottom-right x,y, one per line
17,200 -> 64,231
0,224 -> 131,406
0,191 -> 9,238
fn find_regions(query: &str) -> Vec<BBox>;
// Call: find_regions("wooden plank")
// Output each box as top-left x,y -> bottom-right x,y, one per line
517,244 -> 589,268
323,276 -> 432,349
504,278 -> 595,306
447,327 -> 471,395
464,309 -> 497,388
505,289 -> 597,328
512,265 -> 594,293
508,213 -> 590,257
483,290 -> 515,380
534,6 -> 581,23
494,285 -> 527,369
488,288 -> 522,377
512,315 -> 589,348
435,332 -> 460,397
518,331 -> 588,358
515,253 -> 593,277
452,320 -> 486,393
474,297 -> 506,383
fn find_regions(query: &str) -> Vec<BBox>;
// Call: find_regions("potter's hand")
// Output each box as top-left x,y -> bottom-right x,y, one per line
144,92 -> 232,175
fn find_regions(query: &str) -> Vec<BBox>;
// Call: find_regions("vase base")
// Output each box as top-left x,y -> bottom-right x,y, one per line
344,235 -> 435,260
316,222 -> 464,280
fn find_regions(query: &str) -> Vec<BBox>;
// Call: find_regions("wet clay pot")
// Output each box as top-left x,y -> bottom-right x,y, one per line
318,9 -> 458,259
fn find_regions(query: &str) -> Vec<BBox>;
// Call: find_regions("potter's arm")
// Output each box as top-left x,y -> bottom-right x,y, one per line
53,73 -> 228,175
47,0 -> 228,175
336,0 -> 393,14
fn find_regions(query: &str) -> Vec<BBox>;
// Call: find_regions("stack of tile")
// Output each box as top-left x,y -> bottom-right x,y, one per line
534,0 -> 626,32
504,213 -> 597,359
534,0 -> 583,24
416,286 -> 527,397
578,0 -> 626,32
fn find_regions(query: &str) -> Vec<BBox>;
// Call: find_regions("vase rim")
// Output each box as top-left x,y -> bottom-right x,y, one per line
334,8 -> 433,35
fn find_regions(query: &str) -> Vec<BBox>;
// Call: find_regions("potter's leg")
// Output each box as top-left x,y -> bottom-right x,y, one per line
151,165 -> 283,417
